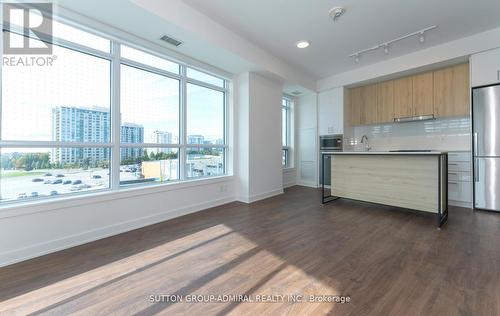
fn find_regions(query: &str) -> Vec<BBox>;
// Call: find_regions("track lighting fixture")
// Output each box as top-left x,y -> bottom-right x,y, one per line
349,25 -> 437,63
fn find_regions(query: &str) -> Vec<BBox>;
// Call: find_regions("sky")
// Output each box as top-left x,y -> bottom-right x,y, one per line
1,20 -> 224,152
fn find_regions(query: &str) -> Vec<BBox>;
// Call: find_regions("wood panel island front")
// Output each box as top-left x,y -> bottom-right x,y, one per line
322,152 -> 448,227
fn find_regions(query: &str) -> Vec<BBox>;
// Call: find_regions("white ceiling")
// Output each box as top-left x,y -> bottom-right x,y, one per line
56,0 -> 317,93
56,0 -> 254,75
182,0 -> 500,79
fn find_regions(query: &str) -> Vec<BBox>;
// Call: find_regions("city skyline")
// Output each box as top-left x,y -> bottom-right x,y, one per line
48,105 -> 224,164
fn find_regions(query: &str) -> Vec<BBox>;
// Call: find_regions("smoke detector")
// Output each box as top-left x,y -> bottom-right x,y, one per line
329,7 -> 346,22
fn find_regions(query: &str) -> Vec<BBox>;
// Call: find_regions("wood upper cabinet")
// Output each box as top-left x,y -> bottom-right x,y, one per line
360,84 -> 378,125
349,87 -> 363,126
433,63 -> 470,117
393,77 -> 413,119
376,80 -> 394,123
412,72 -> 434,116
348,63 -> 470,126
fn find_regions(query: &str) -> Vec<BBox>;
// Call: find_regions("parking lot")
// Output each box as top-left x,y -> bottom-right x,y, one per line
0,168 -> 142,201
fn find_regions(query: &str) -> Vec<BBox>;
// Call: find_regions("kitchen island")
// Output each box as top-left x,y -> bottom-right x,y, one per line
322,151 -> 448,227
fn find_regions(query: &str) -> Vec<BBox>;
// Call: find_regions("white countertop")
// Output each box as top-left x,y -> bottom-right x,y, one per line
325,151 -> 447,155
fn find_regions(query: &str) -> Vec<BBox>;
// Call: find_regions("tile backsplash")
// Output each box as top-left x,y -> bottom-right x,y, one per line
349,117 -> 471,152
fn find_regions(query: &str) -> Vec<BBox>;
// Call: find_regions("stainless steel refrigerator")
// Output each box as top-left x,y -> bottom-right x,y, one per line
473,84 -> 500,211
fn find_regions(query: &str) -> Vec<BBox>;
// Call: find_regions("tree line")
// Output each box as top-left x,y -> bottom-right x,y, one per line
1,148 -> 222,171
1,152 -> 109,171
120,149 -> 221,165
1,152 -> 51,171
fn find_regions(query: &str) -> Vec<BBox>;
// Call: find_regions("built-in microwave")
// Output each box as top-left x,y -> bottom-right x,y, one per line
319,134 -> 343,151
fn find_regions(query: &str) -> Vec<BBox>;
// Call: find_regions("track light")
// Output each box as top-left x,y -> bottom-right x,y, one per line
419,32 -> 425,43
349,25 -> 437,61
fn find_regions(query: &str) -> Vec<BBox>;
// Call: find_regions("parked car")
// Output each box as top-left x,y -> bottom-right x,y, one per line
30,192 -> 38,198
79,184 -> 91,189
55,174 -> 65,178
32,178 -> 44,182
63,180 -> 72,185
44,173 -> 52,177
50,190 -> 58,196
72,180 -> 82,185
52,179 -> 63,184
69,186 -> 81,191
17,193 -> 28,199
44,180 -> 52,184
92,175 -> 102,179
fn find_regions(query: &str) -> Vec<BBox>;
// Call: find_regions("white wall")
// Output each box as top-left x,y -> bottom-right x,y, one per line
235,72 -> 284,202
0,177 -> 234,267
234,73 -> 250,200
247,73 -> 284,201
0,71 -> 286,267
296,93 -> 318,187
352,117 -> 471,152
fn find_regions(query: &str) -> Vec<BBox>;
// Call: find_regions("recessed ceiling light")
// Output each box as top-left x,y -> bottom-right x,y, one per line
296,41 -> 310,49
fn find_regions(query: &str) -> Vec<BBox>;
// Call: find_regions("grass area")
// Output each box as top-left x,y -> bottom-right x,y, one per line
1,171 -> 46,178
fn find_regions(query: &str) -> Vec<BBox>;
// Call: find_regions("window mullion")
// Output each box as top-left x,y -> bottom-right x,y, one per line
0,29 -> 3,143
111,42 -> 121,190
180,65 -> 187,181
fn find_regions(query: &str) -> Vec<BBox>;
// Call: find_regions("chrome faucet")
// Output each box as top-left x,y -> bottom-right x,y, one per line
360,135 -> 371,151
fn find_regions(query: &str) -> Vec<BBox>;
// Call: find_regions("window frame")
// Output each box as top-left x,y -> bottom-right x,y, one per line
282,97 -> 292,168
0,15 -> 230,205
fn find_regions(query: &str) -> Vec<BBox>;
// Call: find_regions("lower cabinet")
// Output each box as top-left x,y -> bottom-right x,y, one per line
448,151 -> 472,208
448,182 -> 472,203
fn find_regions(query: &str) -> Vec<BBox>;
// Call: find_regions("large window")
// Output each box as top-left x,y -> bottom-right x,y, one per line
120,64 -> 180,185
0,15 -> 228,204
282,97 -> 292,167
186,81 -> 225,178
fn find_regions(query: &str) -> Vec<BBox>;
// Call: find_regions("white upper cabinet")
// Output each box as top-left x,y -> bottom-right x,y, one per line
471,48 -> 500,87
318,87 -> 344,135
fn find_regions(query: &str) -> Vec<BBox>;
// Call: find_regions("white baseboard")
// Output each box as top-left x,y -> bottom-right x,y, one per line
237,189 -> 284,204
0,196 -> 235,268
283,181 -> 297,188
297,181 -> 318,188
449,200 -> 472,209
249,189 -> 283,203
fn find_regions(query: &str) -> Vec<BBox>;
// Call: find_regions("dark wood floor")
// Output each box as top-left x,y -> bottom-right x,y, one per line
1,186 -> 500,315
